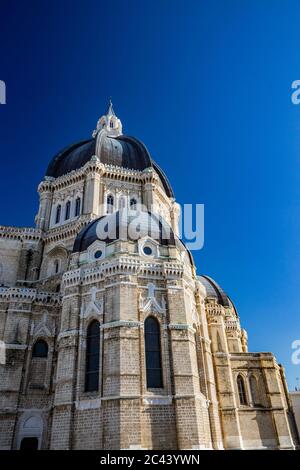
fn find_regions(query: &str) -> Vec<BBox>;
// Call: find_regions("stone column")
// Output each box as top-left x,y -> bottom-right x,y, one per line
36,182 -> 53,230
98,180 -> 105,216
207,302 -> 243,449
142,182 -> 154,211
101,274 -> 143,449
263,357 -> 295,449
170,202 -> 180,237
50,287 -> 81,449
195,284 -> 224,449
0,295 -> 32,449
167,279 -> 210,449
83,172 -> 101,216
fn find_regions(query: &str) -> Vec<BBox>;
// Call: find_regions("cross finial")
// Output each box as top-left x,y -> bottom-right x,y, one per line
106,97 -> 115,116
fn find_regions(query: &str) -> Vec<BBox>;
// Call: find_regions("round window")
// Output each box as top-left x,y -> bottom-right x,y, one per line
94,250 -> 103,259
143,246 -> 153,256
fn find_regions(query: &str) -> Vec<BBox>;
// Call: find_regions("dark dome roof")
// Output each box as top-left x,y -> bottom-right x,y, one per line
73,210 -> 176,253
198,275 -> 231,307
46,134 -> 174,197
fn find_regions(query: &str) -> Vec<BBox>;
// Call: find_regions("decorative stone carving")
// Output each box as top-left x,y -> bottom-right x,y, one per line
139,283 -> 166,314
143,396 -> 172,406
80,287 -> 103,319
32,312 -> 54,338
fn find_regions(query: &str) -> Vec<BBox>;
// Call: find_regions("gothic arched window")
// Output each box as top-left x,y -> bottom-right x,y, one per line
55,205 -> 61,224
107,194 -> 114,214
32,339 -> 48,358
85,320 -> 100,392
65,201 -> 71,220
130,198 -> 137,209
110,120 -> 114,128
75,197 -> 81,217
144,316 -> 163,389
249,375 -> 260,406
237,375 -> 247,405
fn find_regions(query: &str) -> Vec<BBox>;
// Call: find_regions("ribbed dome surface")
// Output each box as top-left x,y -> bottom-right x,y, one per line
46,134 -> 174,197
73,210 -> 176,253
198,275 -> 231,308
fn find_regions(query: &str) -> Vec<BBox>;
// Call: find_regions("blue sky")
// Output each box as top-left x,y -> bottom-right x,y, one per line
0,0 -> 300,388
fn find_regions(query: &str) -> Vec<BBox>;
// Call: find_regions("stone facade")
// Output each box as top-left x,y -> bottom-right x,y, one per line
290,391 -> 300,438
0,103 -> 298,450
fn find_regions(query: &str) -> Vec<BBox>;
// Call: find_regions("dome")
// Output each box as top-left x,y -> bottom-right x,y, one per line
198,275 -> 233,309
45,102 -> 174,197
73,210 -> 176,253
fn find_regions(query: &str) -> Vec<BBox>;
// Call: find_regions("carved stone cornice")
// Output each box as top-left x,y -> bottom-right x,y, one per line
0,226 -> 42,242
38,158 -> 167,197
0,287 -> 61,305
0,215 -> 92,245
225,320 -> 240,331
43,214 -> 95,244
38,179 -> 54,193
168,323 -> 196,333
34,292 -> 61,305
143,396 -> 172,406
57,329 -> 79,341
101,320 -> 142,330
205,300 -> 225,318
163,262 -> 184,278
62,257 -> 185,289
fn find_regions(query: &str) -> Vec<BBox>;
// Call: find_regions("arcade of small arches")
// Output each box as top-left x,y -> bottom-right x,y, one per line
236,373 -> 262,408
51,195 -> 82,228
105,192 -> 139,214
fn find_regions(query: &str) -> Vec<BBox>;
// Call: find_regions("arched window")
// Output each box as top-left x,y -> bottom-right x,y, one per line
130,198 -> 137,209
249,375 -> 260,406
144,316 -> 163,388
18,415 -> 43,450
85,320 -> 100,392
32,340 -> 48,358
75,197 -> 81,217
110,120 -> 114,128
54,259 -> 59,274
65,201 -> 71,220
237,375 -> 247,405
55,205 -> 61,224
106,194 -> 114,214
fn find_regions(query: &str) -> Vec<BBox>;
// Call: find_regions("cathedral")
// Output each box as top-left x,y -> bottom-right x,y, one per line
0,102 -> 298,450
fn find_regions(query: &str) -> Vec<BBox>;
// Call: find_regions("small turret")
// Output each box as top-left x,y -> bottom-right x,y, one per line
92,98 -> 122,137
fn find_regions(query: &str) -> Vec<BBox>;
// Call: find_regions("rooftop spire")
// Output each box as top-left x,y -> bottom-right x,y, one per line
106,97 -> 116,116
92,98 -> 122,138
